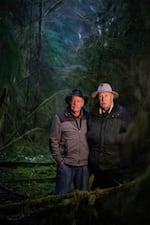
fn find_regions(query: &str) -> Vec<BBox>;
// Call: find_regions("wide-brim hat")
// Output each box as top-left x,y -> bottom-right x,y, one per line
65,89 -> 88,105
92,83 -> 119,99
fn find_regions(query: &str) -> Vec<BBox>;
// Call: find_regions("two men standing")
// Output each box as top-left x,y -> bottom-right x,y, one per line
49,83 -> 132,194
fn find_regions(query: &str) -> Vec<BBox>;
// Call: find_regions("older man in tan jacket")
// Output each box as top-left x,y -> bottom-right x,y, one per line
49,89 -> 89,194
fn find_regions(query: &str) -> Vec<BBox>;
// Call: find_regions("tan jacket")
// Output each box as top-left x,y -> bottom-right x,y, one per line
49,108 -> 89,166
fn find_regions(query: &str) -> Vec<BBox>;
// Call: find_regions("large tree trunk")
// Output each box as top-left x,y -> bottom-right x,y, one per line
34,0 -> 43,126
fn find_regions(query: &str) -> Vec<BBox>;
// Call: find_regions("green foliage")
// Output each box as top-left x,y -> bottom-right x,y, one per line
0,2 -> 150,218
0,145 -> 56,197
0,167 -> 150,225
0,19 -> 22,89
122,110 -> 150,180
43,28 -> 66,66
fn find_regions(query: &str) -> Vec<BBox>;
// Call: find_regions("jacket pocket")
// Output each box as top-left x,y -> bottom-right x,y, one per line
59,140 -> 68,155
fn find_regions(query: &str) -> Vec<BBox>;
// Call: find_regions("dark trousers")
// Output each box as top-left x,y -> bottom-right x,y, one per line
56,164 -> 89,195
92,169 -> 123,190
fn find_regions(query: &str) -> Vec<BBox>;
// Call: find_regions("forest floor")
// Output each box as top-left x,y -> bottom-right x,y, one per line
0,185 -> 27,204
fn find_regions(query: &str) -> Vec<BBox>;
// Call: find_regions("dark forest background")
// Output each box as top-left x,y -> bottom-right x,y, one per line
0,0 -> 150,221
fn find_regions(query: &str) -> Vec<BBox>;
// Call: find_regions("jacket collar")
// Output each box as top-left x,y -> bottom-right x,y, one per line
99,102 -> 114,115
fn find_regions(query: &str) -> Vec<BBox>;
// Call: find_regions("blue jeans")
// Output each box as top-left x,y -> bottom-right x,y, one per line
55,164 -> 89,194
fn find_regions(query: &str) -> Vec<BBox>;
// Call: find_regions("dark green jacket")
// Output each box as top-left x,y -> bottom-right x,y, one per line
87,103 -> 132,171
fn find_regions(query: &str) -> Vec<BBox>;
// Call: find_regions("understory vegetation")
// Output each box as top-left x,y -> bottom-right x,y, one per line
0,145 -> 56,198
0,0 -> 150,224
0,165 -> 150,225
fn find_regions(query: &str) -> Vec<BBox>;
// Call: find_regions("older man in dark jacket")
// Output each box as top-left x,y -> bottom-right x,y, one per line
87,83 -> 132,190
49,89 -> 89,194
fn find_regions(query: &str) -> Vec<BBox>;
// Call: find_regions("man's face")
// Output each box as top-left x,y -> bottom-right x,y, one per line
98,92 -> 114,111
70,96 -> 84,114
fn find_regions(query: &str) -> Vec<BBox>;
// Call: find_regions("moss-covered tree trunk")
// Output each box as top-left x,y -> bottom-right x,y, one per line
0,167 -> 150,225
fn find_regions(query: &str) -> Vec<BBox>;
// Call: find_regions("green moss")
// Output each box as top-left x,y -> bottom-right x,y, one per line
0,173 -> 149,225
0,145 -> 150,225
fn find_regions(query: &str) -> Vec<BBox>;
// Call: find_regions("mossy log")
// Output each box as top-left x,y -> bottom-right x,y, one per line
0,167 -> 150,225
